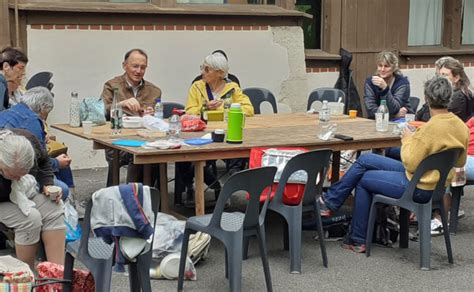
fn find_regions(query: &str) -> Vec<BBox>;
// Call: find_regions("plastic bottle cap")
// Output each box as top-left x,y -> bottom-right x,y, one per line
230,103 -> 241,109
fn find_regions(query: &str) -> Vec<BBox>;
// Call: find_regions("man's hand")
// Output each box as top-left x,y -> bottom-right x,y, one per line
143,106 -> 154,116
207,100 -> 223,110
371,76 -> 388,90
56,154 -> 72,169
395,107 -> 408,118
120,98 -> 141,112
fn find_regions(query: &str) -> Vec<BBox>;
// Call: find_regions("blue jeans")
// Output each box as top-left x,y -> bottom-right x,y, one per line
324,153 -> 432,244
384,147 -> 401,161
55,166 -> 75,188
465,155 -> 474,181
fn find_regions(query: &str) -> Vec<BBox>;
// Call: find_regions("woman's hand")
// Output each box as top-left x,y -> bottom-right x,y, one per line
371,76 -> 388,90
43,185 -> 62,204
143,106 -> 154,116
395,107 -> 408,118
207,100 -> 223,110
56,154 -> 72,169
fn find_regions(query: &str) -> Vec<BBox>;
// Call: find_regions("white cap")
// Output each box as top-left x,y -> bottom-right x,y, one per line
230,103 -> 241,109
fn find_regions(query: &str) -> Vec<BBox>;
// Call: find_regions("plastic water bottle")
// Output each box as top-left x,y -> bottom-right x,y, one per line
168,108 -> 181,140
69,92 -> 81,127
375,100 -> 389,132
110,88 -> 123,135
318,100 -> 332,140
154,98 -> 163,119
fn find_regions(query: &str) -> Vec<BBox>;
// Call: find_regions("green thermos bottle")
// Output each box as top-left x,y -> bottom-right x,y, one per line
226,103 -> 245,144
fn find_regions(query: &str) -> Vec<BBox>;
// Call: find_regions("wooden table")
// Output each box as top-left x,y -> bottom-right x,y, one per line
52,113 -> 401,216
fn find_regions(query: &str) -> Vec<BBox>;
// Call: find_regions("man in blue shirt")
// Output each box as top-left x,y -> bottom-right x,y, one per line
0,47 -> 28,111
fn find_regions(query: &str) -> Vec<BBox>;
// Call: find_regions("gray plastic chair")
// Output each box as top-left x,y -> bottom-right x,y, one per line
307,88 -> 345,111
63,187 -> 160,292
265,149 -> 332,273
365,148 -> 462,270
243,87 -> 278,114
177,166 -> 277,292
409,96 -> 420,112
163,101 -> 185,119
26,71 -> 54,90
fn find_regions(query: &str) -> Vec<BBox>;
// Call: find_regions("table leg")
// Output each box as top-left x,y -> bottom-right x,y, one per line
112,149 -> 120,185
143,165 -> 153,186
331,151 -> 341,184
159,163 -> 169,213
194,161 -> 205,216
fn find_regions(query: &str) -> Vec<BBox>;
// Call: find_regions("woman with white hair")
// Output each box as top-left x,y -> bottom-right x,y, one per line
185,52 -> 254,116
0,129 -> 65,269
364,50 -> 412,119
0,86 -> 72,200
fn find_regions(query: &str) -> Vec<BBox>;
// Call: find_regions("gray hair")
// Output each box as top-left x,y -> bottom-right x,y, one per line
203,53 -> 229,77
0,129 -> 34,173
424,76 -> 453,109
375,51 -> 402,76
21,86 -> 54,114
435,56 -> 456,70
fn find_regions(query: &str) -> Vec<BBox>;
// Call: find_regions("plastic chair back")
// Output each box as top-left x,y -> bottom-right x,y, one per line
162,102 -> 185,119
243,87 -> 278,114
307,88 -> 345,110
409,96 -> 420,112
400,148 -> 461,205
26,72 -> 53,90
208,167 -> 277,230
273,149 -> 332,206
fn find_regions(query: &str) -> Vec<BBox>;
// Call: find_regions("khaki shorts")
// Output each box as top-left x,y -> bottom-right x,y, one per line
0,194 -> 65,245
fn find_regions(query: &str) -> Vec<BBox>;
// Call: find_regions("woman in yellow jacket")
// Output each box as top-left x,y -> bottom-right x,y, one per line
185,53 -> 254,117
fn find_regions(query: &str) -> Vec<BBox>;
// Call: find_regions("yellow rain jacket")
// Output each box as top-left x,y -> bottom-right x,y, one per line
185,80 -> 254,117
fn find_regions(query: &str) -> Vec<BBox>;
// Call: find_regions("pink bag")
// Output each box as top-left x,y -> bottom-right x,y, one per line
36,262 -> 94,292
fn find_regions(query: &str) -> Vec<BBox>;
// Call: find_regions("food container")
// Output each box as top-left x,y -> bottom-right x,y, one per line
211,129 -> 225,142
328,102 -> 344,115
123,116 -> 143,128
207,110 -> 224,121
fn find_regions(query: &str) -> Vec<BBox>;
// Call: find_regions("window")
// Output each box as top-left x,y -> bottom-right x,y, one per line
295,0 -> 321,49
462,0 -> 474,44
408,0 -> 443,46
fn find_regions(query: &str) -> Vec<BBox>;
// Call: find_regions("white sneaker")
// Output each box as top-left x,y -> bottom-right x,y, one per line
458,209 -> 465,219
430,218 -> 443,236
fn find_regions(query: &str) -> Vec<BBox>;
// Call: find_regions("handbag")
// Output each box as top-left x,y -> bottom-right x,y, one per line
79,97 -> 106,125
47,140 -> 68,157
36,262 -> 94,292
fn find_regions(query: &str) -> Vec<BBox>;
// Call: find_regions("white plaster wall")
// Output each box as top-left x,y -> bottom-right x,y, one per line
26,26 -> 297,169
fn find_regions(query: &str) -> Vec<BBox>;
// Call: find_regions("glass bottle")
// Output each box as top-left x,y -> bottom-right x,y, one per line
69,91 -> 81,127
375,100 -> 389,132
201,101 -> 208,124
110,88 -> 123,135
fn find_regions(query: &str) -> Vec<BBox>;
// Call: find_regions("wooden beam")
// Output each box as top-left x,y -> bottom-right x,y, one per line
322,0 -> 341,54
275,0 -> 294,10
150,0 -> 176,8
0,1 -> 11,48
443,0 -> 462,49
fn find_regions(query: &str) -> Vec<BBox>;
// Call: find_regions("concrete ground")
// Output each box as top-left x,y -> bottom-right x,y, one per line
67,165 -> 474,291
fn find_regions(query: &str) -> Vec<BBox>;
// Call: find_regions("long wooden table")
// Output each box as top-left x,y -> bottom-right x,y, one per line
52,113 -> 401,216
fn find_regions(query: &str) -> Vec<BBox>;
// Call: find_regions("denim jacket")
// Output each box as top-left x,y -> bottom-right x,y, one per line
0,103 -> 46,148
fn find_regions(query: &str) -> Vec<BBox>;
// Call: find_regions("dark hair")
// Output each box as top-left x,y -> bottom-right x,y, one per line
0,47 -> 28,68
440,58 -> 472,96
424,76 -> 452,109
212,50 -> 228,61
124,48 -> 148,62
